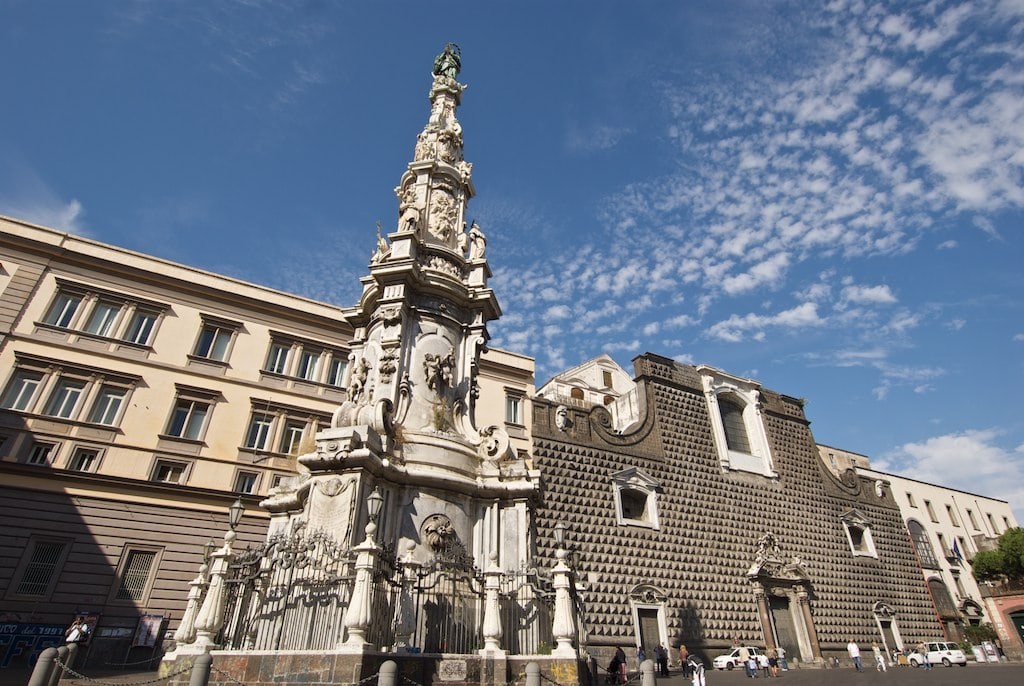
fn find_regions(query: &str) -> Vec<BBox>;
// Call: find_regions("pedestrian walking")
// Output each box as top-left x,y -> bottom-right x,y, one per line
777,645 -> 788,671
767,648 -> 779,677
916,642 -> 932,670
757,652 -> 771,678
872,642 -> 887,672
847,641 -> 864,672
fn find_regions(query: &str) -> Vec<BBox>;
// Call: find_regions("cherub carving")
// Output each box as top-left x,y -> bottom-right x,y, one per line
348,358 -> 370,403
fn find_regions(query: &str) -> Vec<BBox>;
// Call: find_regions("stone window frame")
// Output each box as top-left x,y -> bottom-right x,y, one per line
108,544 -> 163,605
233,469 -> 260,495
698,366 -> 777,478
6,535 -> 73,601
841,509 -> 878,558
0,354 -> 139,428
239,399 -> 329,459
66,444 -> 105,473
907,518 -> 941,569
611,467 -> 661,530
189,315 -> 243,366
37,279 -> 168,349
261,331 -> 347,387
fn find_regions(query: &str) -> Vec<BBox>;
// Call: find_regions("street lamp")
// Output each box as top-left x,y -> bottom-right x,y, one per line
228,498 -> 245,531
554,521 -> 566,550
367,487 -> 384,523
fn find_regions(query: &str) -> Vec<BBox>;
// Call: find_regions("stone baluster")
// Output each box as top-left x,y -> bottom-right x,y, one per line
340,517 -> 381,652
189,530 -> 236,652
394,544 -> 421,653
550,545 -> 576,658
173,556 -> 211,646
480,551 -> 504,656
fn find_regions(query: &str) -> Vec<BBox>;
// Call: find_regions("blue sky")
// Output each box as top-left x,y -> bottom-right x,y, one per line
1,1 -> 1022,519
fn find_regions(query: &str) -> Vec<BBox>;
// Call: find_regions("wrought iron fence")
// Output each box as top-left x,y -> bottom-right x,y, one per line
218,529 -> 354,650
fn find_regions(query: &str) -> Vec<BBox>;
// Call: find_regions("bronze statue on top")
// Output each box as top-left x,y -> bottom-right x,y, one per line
433,43 -> 461,79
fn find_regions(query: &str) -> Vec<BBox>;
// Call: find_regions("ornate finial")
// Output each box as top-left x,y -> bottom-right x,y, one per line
433,43 -> 461,79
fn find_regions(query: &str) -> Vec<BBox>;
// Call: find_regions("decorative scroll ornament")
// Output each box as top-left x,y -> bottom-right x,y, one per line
478,425 -> 513,463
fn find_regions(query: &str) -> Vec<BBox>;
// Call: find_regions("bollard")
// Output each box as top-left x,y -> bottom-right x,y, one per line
189,653 -> 213,686
47,646 -> 69,686
378,660 -> 398,686
640,659 -> 655,686
525,662 -> 541,686
28,647 -> 58,686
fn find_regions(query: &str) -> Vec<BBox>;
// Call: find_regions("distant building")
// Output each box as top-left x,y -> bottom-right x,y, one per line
533,355 -> 946,668
0,215 -> 533,667
855,464 -> 1022,658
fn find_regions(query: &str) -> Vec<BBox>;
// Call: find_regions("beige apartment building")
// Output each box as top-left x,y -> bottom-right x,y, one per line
0,215 -> 533,668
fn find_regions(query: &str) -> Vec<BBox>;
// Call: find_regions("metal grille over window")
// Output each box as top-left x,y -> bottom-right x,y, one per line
116,550 -> 156,601
17,541 -> 65,596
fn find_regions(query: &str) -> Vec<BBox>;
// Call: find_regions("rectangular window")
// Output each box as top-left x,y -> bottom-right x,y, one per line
987,513 -> 997,532
602,370 -> 613,387
506,394 -> 523,425
234,471 -> 259,494
68,447 -> 101,472
27,442 -> 58,466
906,492 -> 917,507
265,342 -> 291,374
946,505 -> 960,527
43,292 -> 82,328
280,419 -> 306,455
194,324 -> 233,361
83,300 -> 121,337
958,536 -> 970,561
152,459 -> 187,484
937,532 -> 952,557
327,357 -> 348,387
15,540 -> 67,597
1003,516 -> 1011,530
114,549 -> 157,601
88,385 -> 127,425
1,370 -> 44,411
43,378 -> 86,419
967,509 -> 979,529
297,349 -> 321,381
123,310 -> 157,345
245,413 -> 274,450
270,473 -> 287,489
925,500 -> 938,523
167,400 -> 209,440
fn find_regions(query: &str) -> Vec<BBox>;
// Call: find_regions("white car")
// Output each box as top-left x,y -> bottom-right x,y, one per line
712,647 -> 761,670
908,641 -> 967,667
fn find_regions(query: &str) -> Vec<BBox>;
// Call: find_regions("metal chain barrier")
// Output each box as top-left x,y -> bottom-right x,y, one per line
104,656 -> 163,668
209,665 -> 247,686
54,658 -> 194,686
350,671 -> 382,686
399,674 -> 424,686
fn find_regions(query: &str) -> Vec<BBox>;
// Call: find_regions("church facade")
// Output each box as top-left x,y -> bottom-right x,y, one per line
532,354 -> 947,667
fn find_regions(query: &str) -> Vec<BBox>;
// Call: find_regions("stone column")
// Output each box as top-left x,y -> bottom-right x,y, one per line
797,588 -> 821,660
480,552 -> 504,656
753,588 -> 776,651
184,530 -> 236,653
340,521 -> 381,652
550,547 -> 576,658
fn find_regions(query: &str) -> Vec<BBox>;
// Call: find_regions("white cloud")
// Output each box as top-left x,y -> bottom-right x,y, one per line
841,284 -> 898,306
0,164 -> 88,236
876,429 -> 1024,513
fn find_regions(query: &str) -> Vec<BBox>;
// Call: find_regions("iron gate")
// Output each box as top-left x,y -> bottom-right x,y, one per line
219,529 -> 353,650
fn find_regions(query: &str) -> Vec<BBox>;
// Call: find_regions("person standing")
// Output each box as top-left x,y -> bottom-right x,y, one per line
637,645 -> 646,671
871,642 -> 887,672
64,617 -> 90,645
767,648 -> 779,677
847,641 -> 864,672
656,644 -> 669,676
679,644 -> 691,678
